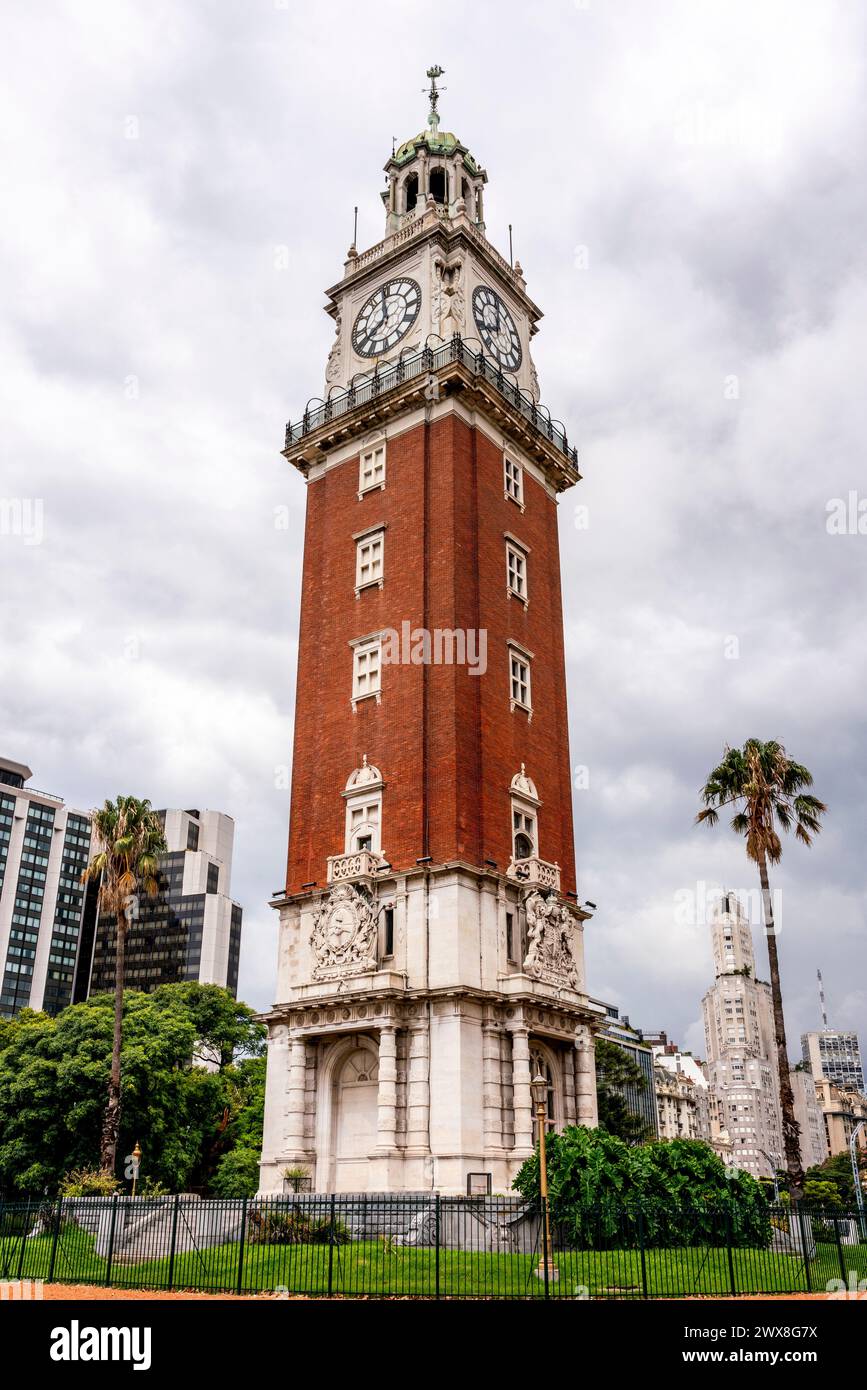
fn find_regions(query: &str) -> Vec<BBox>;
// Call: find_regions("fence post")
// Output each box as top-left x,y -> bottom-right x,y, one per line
542,1196 -> 550,1300
167,1193 -> 180,1292
327,1194 -> 336,1298
725,1207 -> 737,1295
833,1214 -> 847,1285
236,1198 -> 248,1296
796,1205 -> 812,1292
16,1199 -> 31,1281
105,1195 -> 119,1287
637,1205 -> 648,1299
47,1197 -> 62,1283
435,1194 -> 441,1300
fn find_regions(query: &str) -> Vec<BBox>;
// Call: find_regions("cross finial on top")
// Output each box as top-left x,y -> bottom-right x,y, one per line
424,64 -> 446,134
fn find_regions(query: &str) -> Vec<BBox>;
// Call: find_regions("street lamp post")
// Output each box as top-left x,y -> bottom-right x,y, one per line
530,1071 -> 558,1285
131,1142 -> 142,1200
850,1121 -> 865,1239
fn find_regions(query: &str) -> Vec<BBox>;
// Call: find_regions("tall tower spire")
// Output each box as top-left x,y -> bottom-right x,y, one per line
424,64 -> 446,135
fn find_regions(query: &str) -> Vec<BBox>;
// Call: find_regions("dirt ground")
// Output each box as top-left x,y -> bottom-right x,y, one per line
30,1284 -> 866,1301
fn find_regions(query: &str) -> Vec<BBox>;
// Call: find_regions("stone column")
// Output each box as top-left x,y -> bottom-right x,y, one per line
389,174 -> 397,213
563,1043 -> 577,1125
285,1033 -> 309,1154
575,1029 -> 599,1127
476,185 -> 485,226
405,1023 -> 431,1152
419,153 -> 428,198
448,157 -> 459,206
376,1025 -> 399,1152
509,1024 -> 534,1155
482,1022 -> 503,1152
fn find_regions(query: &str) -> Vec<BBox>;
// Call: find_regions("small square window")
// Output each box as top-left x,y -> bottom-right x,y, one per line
352,640 -> 382,704
504,455 -> 524,508
359,444 -> 386,496
508,648 -> 532,714
506,541 -> 528,603
356,530 -> 384,593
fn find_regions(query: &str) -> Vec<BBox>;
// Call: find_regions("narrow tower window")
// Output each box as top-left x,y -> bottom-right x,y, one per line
504,454 -> 524,507
429,167 -> 447,204
359,443 -> 386,496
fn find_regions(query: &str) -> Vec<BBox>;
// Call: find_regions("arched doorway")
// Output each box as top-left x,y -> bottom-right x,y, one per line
530,1045 -> 559,1133
332,1045 -> 379,1191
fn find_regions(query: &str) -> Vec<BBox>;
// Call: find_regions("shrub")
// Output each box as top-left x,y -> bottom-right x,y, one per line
247,1208 -> 311,1245
309,1216 -> 350,1245
59,1167 -> 121,1198
513,1128 -> 770,1249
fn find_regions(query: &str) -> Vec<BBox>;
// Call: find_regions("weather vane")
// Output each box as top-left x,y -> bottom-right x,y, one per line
424,64 -> 446,135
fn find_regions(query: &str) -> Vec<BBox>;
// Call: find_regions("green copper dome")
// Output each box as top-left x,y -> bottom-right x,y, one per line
391,130 -> 480,175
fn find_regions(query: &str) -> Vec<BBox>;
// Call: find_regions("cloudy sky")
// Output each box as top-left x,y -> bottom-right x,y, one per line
2,0 -> 865,1059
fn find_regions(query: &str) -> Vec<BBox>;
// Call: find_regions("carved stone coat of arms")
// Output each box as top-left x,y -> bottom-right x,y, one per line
311,883 -> 378,980
522,890 -> 580,990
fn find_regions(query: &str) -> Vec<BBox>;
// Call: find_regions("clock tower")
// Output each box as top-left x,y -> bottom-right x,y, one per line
260,71 -> 603,1195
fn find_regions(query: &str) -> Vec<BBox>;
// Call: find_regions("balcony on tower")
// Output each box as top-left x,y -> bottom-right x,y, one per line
326,849 -> 389,884
506,856 -> 561,892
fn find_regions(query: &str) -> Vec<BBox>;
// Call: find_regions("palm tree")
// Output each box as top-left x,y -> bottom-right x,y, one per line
81,796 -> 167,1174
696,740 -> 826,1202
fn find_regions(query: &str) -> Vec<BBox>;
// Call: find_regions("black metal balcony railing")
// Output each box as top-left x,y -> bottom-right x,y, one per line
285,335 -> 578,467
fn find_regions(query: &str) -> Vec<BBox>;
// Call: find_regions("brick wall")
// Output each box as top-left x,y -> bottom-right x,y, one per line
285,411 -> 577,895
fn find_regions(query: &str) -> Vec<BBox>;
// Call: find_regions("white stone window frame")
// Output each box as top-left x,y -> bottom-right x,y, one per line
344,793 -> 383,855
354,523 -> 386,596
350,631 -> 384,709
510,775 -> 540,867
504,453 -> 524,510
507,640 -> 533,719
359,441 -> 387,498
504,532 -> 530,609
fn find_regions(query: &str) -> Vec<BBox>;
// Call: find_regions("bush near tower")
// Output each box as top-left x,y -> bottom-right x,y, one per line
512,1127 -> 770,1249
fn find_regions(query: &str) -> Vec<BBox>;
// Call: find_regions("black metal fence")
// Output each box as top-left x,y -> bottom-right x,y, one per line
285,335 -> 579,465
0,1195 -> 864,1298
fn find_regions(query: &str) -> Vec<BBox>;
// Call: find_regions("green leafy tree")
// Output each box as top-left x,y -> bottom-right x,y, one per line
80,796 -> 167,1173
696,739 -> 827,1201
0,985 -> 265,1196
513,1128 -> 769,1248
805,1150 -> 866,1206
595,1038 -> 654,1144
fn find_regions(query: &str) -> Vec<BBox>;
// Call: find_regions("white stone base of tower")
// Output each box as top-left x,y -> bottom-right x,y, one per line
258,865 -> 602,1196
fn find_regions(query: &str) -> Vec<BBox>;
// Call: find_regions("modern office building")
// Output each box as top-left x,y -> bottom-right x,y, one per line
76,808 -> 243,999
596,1004 -> 659,1139
0,757 -> 93,1019
790,1067 -> 829,1169
801,1030 -> 864,1093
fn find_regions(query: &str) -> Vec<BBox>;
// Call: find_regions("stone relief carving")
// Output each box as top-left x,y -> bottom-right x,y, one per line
523,890 -> 580,990
431,257 -> 446,338
441,260 -> 464,337
325,313 -> 342,386
311,882 -> 378,980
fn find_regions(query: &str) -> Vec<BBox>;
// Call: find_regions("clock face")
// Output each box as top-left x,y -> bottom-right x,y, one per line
472,285 -> 523,371
352,277 -> 421,358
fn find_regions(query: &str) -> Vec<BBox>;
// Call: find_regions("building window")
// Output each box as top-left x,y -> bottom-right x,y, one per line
513,808 -> 537,862
506,539 -> 528,605
346,797 -> 381,854
508,645 -> 532,715
504,454 -> 524,508
351,638 -> 382,706
359,443 -> 386,496
355,529 -> 384,593
506,910 -> 517,964
383,906 -> 394,957
206,862 -> 219,894
186,820 -> 199,851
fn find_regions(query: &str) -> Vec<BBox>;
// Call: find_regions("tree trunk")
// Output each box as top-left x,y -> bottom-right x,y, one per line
758,853 -> 804,1201
99,913 -> 126,1174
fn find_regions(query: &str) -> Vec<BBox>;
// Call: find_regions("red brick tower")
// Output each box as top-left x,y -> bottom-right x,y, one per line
261,72 -> 601,1195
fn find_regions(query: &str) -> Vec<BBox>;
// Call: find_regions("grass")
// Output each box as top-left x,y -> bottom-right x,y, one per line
3,1226 -> 867,1297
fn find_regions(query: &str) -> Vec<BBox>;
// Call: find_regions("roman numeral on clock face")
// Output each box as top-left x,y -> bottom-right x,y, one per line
472,284 -> 523,371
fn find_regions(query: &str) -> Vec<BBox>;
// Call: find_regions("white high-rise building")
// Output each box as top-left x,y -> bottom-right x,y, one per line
0,757 -> 93,1019
701,893 -> 827,1179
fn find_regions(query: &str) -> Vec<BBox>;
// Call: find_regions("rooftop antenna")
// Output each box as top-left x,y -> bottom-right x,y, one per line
509,223 -> 513,267
424,64 -> 446,136
392,135 -> 397,157
818,968 -> 828,1029
352,205 -> 358,247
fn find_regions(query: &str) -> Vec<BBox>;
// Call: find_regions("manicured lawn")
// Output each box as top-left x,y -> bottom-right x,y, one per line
4,1226 -> 866,1296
